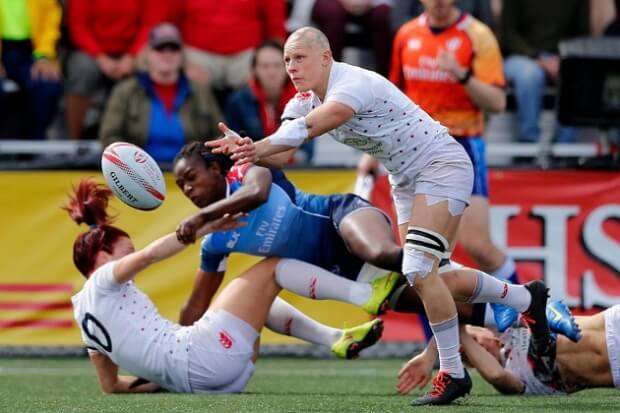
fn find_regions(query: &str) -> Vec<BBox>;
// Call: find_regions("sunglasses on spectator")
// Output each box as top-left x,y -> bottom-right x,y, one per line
153,43 -> 181,52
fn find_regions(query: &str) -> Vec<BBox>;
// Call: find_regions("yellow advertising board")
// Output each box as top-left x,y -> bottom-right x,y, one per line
0,170 -> 369,346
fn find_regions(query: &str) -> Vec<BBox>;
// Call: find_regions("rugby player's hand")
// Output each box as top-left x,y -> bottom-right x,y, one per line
206,123 -> 244,155
176,213 -> 206,244
230,137 -> 257,165
397,354 -> 434,395
206,213 -> 247,233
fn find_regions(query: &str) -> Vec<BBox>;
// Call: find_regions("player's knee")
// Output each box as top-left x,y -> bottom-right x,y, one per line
402,226 -> 448,284
360,240 -> 401,270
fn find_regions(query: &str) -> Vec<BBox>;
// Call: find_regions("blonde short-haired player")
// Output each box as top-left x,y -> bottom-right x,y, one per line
207,26 -> 549,405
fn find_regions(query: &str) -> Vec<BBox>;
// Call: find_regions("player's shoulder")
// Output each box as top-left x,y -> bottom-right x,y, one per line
226,164 -> 253,184
396,15 -> 426,37
458,13 -> 496,43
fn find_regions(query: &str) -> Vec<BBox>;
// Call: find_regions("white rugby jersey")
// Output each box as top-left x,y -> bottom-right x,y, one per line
72,262 -> 192,393
282,61 -> 449,176
501,328 -> 566,395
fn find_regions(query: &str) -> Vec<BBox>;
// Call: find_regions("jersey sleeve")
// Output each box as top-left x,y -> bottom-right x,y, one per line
469,21 -> 505,87
281,92 -> 313,121
199,236 -> 229,273
324,77 -> 367,113
91,262 -> 123,293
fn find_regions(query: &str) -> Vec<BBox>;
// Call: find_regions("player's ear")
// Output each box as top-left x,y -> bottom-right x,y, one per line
208,159 -> 222,176
321,49 -> 332,66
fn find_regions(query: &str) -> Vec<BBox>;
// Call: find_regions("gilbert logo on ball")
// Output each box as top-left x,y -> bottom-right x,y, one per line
101,142 -> 166,210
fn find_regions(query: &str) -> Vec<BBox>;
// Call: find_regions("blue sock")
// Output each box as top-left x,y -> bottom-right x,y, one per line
419,313 -> 434,342
492,257 -> 519,284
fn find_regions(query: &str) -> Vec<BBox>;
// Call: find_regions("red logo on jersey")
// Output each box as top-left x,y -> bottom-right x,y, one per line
296,91 -> 312,101
219,330 -> 233,349
309,277 -> 318,299
501,283 -> 508,299
226,164 -> 252,184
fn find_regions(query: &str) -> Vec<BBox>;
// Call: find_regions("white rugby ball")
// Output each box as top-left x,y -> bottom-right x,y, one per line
101,142 -> 166,210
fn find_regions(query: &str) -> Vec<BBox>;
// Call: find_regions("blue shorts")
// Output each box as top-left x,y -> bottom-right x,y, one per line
455,136 -> 489,197
325,194 -> 391,280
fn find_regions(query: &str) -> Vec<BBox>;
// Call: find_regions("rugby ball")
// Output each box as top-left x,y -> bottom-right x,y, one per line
101,142 -> 166,210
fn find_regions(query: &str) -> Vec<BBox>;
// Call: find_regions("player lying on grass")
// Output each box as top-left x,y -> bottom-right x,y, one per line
66,179 -> 383,394
399,301 -> 620,396
171,143 -> 550,360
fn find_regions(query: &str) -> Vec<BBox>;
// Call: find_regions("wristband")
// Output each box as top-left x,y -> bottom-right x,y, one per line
268,117 -> 309,147
458,68 -> 473,84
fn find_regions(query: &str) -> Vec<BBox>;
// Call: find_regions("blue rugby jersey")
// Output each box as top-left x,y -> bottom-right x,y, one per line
199,165 -> 339,273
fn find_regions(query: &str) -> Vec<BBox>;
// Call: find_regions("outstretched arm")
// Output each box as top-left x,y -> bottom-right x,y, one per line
175,165 -> 272,244
89,351 -> 160,393
112,214 -> 243,284
210,102 -> 355,165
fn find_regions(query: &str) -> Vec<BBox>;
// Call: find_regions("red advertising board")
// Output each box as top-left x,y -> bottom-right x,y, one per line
485,170 -> 620,309
371,170 -> 620,341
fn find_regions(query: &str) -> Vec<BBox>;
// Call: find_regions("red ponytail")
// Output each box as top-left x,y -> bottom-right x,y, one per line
63,179 -> 128,277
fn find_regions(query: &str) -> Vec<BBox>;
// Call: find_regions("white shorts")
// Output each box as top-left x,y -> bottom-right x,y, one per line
187,309 -> 259,394
389,133 -> 474,225
604,305 -> 620,389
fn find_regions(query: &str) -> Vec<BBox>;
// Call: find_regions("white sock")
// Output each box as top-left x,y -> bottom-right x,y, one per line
431,315 -> 464,378
275,259 -> 372,307
266,297 -> 341,347
468,270 -> 531,312
483,304 -> 496,328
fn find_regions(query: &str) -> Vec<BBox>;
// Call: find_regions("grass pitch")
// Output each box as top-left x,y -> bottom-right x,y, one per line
0,357 -> 618,413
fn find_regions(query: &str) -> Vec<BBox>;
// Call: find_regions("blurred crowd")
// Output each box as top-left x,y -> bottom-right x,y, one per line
0,0 -> 618,164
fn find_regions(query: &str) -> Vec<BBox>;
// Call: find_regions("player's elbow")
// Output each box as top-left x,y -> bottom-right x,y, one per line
99,379 -> 119,394
494,93 -> 507,112
245,184 -> 269,208
487,371 -> 523,395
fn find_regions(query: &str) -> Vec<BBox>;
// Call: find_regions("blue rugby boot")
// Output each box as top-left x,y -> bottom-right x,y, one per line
547,300 -> 582,342
491,303 -> 519,333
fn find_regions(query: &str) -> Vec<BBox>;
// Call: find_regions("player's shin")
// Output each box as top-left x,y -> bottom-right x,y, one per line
274,259 -> 372,306
466,270 -> 531,312
265,297 -> 341,347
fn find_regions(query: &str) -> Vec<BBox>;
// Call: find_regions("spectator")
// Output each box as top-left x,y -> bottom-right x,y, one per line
501,0 -> 589,143
388,0 -> 521,286
224,42 -> 296,141
225,40 -> 315,164
65,0 -> 165,140
590,0 -> 620,36
99,23 -> 222,164
311,0 -> 392,76
179,0 -> 287,100
0,0 -> 62,140
391,0 -> 495,34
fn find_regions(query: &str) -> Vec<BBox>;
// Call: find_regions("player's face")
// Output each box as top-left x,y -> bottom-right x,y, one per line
283,41 -> 324,92
254,46 -> 287,92
173,156 -> 225,208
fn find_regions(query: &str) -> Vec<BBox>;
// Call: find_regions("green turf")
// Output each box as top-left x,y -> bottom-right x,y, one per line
0,358 -> 618,413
